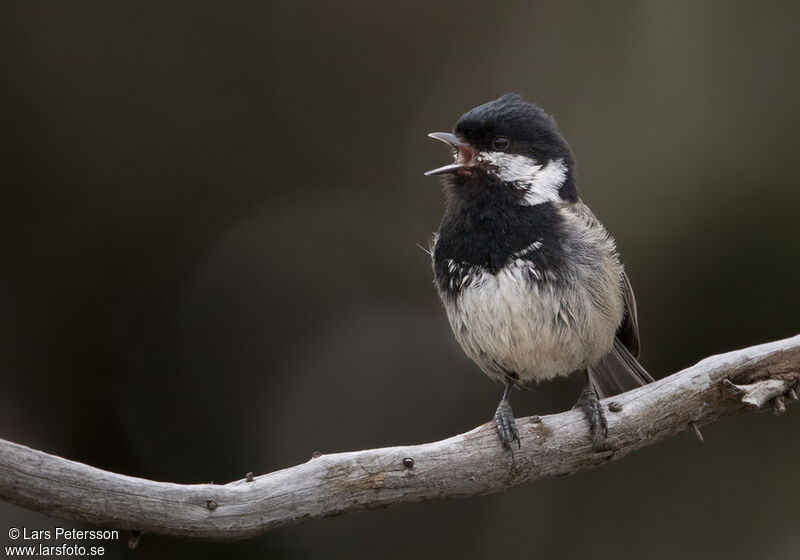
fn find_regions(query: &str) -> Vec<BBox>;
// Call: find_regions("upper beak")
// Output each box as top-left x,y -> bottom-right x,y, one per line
424,132 -> 478,176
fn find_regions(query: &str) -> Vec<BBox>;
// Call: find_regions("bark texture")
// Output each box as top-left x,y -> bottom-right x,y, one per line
1,334 -> 799,541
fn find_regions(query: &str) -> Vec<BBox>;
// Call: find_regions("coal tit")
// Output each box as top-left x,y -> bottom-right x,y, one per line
425,94 -> 653,451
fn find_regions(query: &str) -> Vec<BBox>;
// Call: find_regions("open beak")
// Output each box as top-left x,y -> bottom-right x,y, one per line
424,132 -> 478,176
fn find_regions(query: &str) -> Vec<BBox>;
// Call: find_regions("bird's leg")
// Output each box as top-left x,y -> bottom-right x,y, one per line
575,370 -> 608,449
493,380 -> 520,452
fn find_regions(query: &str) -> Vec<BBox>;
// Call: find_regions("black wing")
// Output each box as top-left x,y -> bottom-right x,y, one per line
589,270 -> 655,399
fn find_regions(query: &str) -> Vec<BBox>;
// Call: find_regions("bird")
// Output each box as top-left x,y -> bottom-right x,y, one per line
424,93 -> 653,452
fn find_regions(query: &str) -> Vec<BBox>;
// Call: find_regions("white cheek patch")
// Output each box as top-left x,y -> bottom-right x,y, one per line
478,152 -> 567,206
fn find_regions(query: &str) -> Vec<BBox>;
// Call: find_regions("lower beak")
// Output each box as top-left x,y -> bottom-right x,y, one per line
424,132 -> 478,176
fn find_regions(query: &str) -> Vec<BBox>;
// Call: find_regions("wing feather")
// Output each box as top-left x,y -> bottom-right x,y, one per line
589,269 -> 654,399
562,201 -> 654,398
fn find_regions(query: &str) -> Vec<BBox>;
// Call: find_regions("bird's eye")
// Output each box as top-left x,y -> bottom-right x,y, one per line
492,136 -> 510,151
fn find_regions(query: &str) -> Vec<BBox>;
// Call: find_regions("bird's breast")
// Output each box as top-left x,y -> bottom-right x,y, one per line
433,209 -> 624,383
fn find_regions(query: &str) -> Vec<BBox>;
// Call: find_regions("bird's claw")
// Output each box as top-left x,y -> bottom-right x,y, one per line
494,399 -> 521,453
577,382 -> 608,450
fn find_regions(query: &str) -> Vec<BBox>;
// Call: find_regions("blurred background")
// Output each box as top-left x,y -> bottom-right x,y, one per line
1,1 -> 799,558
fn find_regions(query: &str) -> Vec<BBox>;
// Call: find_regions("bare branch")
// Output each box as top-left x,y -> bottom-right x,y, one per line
1,334 -> 799,541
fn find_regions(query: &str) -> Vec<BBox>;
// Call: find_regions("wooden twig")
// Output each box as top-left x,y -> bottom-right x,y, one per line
1,334 -> 799,541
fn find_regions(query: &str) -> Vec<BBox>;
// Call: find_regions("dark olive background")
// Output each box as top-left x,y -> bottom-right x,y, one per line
1,2 -> 799,559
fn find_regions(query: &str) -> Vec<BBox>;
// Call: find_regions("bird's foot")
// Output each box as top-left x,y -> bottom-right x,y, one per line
576,381 -> 608,450
494,399 -> 520,453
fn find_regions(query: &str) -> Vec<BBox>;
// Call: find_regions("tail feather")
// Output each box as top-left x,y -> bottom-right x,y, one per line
589,338 -> 655,400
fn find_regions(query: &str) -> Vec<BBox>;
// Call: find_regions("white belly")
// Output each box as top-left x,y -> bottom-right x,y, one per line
444,260 -> 624,383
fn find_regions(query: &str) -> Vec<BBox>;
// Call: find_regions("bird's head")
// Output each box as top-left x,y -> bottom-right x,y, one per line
425,94 -> 577,205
